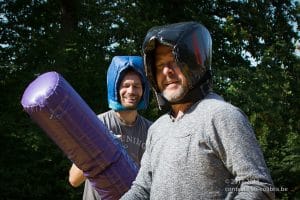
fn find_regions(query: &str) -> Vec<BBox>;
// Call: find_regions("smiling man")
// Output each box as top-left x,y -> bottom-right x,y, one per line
155,45 -> 189,103
68,56 -> 152,200
118,70 -> 144,109
121,22 -> 275,200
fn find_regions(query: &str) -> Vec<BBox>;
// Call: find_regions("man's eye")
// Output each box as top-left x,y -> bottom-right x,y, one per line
155,61 -> 176,70
121,84 -> 129,88
156,64 -> 165,70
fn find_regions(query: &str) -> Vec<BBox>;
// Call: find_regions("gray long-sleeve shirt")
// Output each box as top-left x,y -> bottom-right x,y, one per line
121,93 -> 275,200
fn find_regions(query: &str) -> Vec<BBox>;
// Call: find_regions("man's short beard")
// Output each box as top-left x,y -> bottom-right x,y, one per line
124,104 -> 138,110
162,84 -> 189,103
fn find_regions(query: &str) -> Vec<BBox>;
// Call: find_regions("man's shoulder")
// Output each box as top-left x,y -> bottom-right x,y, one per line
197,93 -> 249,124
137,114 -> 153,127
96,110 -> 117,125
193,92 -> 242,117
201,92 -> 234,108
97,110 -> 114,118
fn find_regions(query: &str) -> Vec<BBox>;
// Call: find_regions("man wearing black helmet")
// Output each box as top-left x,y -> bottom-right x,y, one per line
121,22 -> 275,199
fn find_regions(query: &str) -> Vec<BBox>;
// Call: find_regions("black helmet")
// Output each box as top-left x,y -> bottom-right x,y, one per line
142,21 -> 212,108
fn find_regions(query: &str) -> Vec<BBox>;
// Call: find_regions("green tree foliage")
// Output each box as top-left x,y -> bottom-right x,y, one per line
0,0 -> 299,199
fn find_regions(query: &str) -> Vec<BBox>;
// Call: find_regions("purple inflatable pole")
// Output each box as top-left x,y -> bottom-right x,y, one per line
21,71 -> 138,199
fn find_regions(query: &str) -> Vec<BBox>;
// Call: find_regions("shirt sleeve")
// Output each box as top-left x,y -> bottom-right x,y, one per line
208,105 -> 275,200
120,131 -> 152,200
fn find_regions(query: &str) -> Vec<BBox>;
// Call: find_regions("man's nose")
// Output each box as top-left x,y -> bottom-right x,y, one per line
127,85 -> 135,93
162,63 -> 175,75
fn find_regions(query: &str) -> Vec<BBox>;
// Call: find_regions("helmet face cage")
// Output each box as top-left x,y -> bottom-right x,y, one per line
143,22 -> 212,94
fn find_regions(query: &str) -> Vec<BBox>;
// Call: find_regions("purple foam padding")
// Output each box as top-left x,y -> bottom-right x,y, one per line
21,71 -> 138,199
